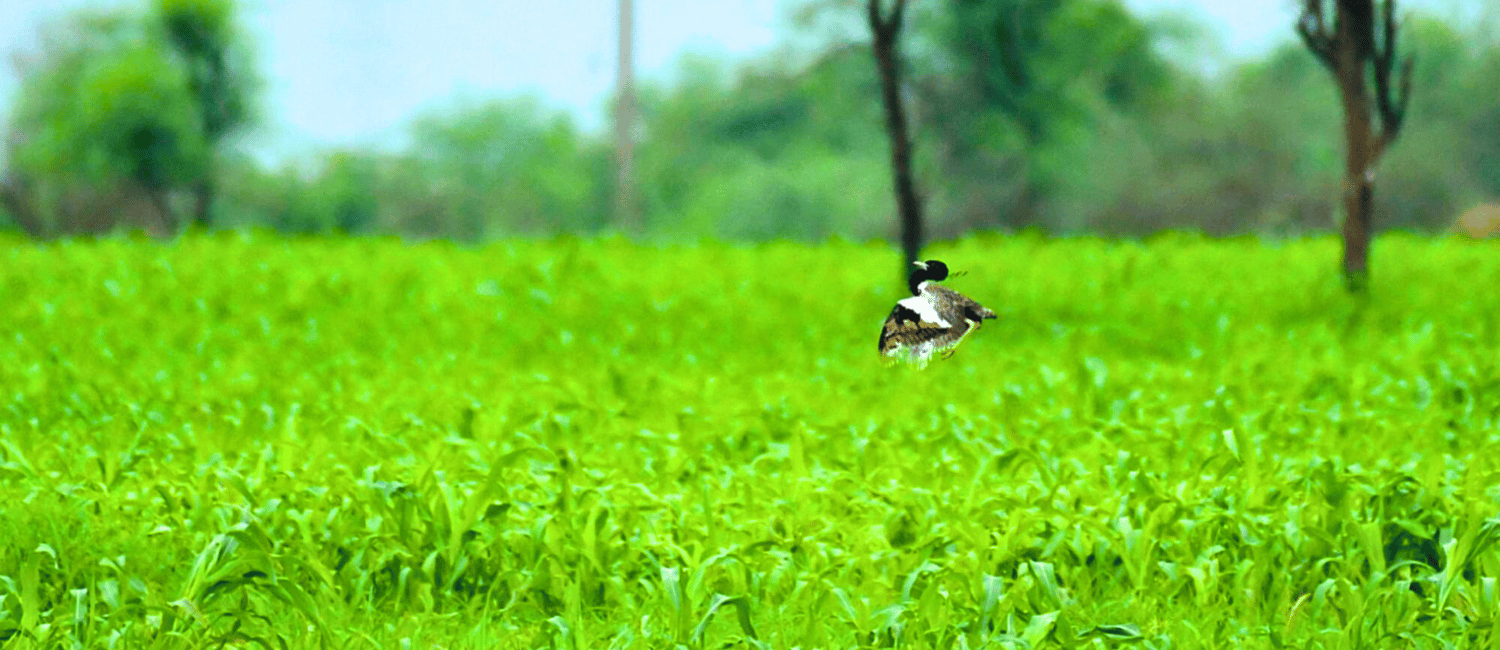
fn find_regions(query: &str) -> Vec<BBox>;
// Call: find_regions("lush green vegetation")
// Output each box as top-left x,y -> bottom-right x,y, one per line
3,234 -> 1500,648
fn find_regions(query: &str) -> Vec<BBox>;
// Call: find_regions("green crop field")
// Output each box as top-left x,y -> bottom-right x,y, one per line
2,232 -> 1500,649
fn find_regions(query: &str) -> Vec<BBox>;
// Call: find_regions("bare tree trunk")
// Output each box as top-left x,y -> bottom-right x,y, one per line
1298,0 -> 1413,293
868,0 -> 923,267
615,0 -> 638,235
146,186 -> 178,237
1335,15 -> 1374,292
191,172 -> 214,229
2,128 -> 49,238
0,170 -> 48,238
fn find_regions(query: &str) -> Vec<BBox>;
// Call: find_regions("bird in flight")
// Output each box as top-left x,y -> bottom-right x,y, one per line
879,260 -> 996,367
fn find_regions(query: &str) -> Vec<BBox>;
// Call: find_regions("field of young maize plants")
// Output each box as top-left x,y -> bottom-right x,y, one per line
2,232 -> 1499,648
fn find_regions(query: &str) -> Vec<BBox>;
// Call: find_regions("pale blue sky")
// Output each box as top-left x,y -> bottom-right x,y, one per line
0,0 -> 1484,163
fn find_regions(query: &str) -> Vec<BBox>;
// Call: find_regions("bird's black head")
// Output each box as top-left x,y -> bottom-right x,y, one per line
908,259 -> 950,294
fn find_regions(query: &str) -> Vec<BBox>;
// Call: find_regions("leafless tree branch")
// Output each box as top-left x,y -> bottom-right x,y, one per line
1371,1 -> 1412,158
867,0 -> 907,41
1296,0 -> 1336,70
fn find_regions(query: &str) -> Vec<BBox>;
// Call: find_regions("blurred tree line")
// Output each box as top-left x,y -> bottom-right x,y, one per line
1,0 -> 1497,241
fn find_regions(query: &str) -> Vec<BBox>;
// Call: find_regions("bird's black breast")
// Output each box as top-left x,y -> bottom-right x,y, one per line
878,302 -> 925,351
888,302 -> 922,325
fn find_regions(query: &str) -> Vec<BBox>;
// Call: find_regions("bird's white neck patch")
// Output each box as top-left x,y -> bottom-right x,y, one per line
917,280 -> 930,292
898,295 -> 951,327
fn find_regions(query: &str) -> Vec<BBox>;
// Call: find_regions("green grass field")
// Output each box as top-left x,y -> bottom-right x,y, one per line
2,232 -> 1499,649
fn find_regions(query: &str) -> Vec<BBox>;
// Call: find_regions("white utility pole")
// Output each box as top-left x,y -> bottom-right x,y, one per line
615,0 -> 638,233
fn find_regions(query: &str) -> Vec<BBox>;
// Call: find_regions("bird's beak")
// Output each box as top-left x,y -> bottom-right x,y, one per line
912,261 -> 927,269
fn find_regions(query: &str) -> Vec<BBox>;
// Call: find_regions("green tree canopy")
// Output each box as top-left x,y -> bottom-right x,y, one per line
5,11 -> 206,234
403,97 -> 610,239
2,2 -> 256,236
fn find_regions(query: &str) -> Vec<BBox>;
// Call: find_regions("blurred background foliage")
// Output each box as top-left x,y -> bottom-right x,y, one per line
1,0 -> 1498,241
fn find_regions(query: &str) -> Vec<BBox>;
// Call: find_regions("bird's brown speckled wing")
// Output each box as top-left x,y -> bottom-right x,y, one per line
925,285 -> 997,322
879,300 -> 966,357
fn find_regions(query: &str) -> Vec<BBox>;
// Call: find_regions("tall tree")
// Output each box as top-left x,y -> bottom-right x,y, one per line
4,13 -> 206,237
868,0 -> 924,266
154,0 -> 252,229
1297,0 -> 1414,293
919,0 -> 1174,233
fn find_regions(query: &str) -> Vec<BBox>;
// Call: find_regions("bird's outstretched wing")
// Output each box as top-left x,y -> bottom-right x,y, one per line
925,285 -> 997,322
879,297 -> 957,358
